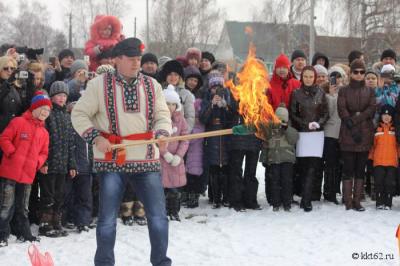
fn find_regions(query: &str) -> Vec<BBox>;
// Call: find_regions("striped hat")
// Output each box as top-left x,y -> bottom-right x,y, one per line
30,91 -> 52,111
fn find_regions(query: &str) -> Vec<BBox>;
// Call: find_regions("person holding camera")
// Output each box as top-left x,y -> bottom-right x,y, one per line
44,49 -> 75,90
200,70 -> 233,208
338,59 -> 376,211
0,56 -> 21,144
67,59 -> 89,102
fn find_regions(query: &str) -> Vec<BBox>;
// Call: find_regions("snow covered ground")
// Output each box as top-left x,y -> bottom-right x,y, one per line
1,165 -> 400,266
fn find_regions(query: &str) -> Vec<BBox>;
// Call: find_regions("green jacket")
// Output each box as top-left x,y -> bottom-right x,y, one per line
260,123 -> 299,165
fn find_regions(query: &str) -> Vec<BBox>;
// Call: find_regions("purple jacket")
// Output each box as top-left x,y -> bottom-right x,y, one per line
186,99 -> 205,176
160,110 -> 189,188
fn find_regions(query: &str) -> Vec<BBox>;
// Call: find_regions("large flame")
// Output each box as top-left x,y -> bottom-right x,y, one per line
226,36 -> 279,139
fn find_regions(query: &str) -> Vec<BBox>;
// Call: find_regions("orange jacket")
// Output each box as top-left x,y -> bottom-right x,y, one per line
369,122 -> 399,167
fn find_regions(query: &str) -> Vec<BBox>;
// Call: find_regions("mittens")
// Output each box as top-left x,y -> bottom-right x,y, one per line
163,152 -> 174,163
308,122 -> 320,130
170,155 -> 181,167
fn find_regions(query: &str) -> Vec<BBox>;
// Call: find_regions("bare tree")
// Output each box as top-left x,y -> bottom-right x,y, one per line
65,0 -> 129,47
147,0 -> 223,57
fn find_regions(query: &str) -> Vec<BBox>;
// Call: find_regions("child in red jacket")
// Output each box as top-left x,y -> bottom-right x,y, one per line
369,104 -> 398,210
0,92 -> 52,247
84,15 -> 123,71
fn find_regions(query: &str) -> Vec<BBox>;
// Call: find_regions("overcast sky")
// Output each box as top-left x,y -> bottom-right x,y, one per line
24,0 -> 333,42
34,0 -> 265,40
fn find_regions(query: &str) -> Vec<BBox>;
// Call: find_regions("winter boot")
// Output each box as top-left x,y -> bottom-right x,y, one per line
53,212 -> 68,236
353,179 -> 365,211
186,193 -> 200,208
312,163 -> 323,201
169,193 -> 181,222
375,192 -> 384,209
181,191 -> 188,207
244,177 -> 261,210
211,171 -> 222,208
301,168 -> 315,212
77,225 -> 90,233
342,179 -> 353,210
17,235 -> 40,242
384,193 -> 393,210
133,201 -> 147,226
39,211 -> 60,238
324,168 -> 339,204
120,201 -> 134,226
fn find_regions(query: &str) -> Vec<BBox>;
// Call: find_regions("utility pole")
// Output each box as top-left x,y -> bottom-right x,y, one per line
146,0 -> 150,45
68,12 -> 72,49
309,0 -> 315,62
134,17 -> 137,37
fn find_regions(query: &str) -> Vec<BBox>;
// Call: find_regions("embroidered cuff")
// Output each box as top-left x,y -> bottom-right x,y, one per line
155,129 -> 170,139
82,127 -> 101,145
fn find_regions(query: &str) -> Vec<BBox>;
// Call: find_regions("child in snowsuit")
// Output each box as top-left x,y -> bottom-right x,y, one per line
84,15 -> 123,71
0,92 -> 52,247
39,81 -> 76,237
160,85 -> 189,221
260,104 -> 299,211
369,104 -> 398,209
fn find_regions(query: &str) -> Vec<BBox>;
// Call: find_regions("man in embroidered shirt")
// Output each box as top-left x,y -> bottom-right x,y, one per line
71,37 -> 172,266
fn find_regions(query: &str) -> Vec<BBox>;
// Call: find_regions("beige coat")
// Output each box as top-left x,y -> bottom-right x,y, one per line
71,72 -> 172,173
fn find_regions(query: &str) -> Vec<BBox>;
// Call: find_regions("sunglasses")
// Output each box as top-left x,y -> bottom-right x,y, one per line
352,70 -> 365,75
2,67 -> 16,72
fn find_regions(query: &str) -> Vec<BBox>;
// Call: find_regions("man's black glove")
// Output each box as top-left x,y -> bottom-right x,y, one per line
344,118 -> 354,130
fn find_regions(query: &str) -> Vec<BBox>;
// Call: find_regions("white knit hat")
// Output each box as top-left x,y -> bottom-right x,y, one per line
163,85 -> 181,110
314,64 -> 328,76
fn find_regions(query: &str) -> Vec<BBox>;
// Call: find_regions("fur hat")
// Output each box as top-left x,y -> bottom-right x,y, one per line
328,65 -> 346,79
159,60 -> 184,82
350,59 -> 366,72
381,49 -> 397,62
275,103 -> 289,123
291,50 -> 307,62
185,47 -> 202,63
90,15 -> 122,41
274,54 -> 290,69
163,84 -> 181,110
70,59 -> 88,76
201,51 -> 215,64
49,81 -> 69,97
208,70 -> 224,88
30,91 -> 52,111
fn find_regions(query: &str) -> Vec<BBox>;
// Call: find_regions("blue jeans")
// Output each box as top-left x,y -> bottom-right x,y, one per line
94,172 -> 171,266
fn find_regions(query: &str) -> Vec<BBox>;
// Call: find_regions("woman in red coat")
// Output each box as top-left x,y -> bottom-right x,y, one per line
84,15 -> 123,71
0,92 -> 51,247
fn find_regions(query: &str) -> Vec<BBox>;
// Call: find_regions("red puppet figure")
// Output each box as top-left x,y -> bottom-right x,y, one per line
84,15 -> 123,71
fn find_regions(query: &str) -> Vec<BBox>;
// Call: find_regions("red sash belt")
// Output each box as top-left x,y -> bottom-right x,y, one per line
101,131 -> 154,166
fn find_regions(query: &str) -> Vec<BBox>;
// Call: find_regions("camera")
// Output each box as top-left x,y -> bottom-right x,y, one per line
15,70 -> 29,79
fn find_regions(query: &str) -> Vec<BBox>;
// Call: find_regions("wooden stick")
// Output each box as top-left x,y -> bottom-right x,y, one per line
111,128 -> 233,149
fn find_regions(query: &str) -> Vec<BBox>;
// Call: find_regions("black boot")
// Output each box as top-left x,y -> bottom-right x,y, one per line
170,193 -> 181,222
211,170 -> 222,208
244,177 -> 261,210
376,192 -> 384,209
384,193 -> 393,210
301,167 -> 315,212
324,167 -> 339,204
